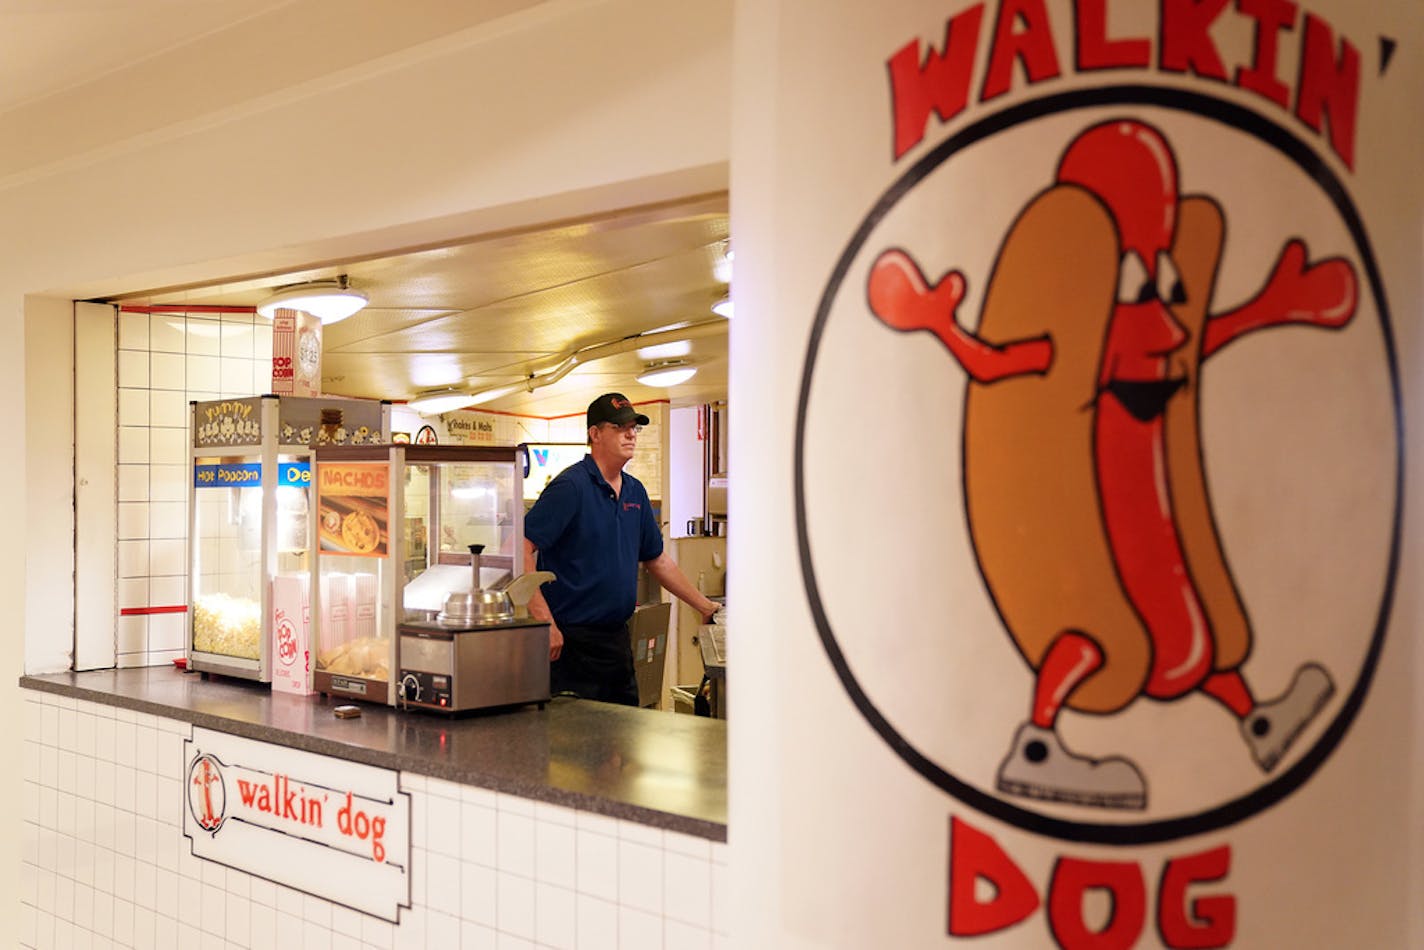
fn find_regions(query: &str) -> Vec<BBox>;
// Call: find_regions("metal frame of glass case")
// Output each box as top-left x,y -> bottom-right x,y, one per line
311,444 -> 527,706
187,395 -> 389,682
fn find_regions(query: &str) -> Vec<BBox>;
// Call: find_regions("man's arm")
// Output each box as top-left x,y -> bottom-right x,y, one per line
643,550 -> 720,623
524,538 -> 564,661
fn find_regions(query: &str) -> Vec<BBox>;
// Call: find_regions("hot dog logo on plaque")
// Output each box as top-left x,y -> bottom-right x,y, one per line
795,4 -> 1399,945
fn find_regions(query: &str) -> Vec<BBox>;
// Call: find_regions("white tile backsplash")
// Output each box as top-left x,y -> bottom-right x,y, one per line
117,350 -> 149,388
576,829 -> 619,903
186,354 -> 220,391
535,822 -> 576,890
150,575 -> 186,608
221,357 -> 252,395
152,352 -> 186,391
150,539 -> 186,577
118,389 -> 150,427
118,311 -> 150,350
149,315 -> 187,354
118,427 -> 150,464
117,467 -> 149,504
151,390 -> 189,428
496,872 -> 536,941
498,811 -> 536,879
221,317 -> 255,358
187,318 -> 222,356
150,465 -> 188,503
150,428 -> 188,466
149,501 -> 187,539
100,310 -> 278,667
20,688 -> 724,949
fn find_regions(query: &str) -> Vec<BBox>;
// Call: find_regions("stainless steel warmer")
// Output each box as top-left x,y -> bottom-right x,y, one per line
397,544 -> 556,713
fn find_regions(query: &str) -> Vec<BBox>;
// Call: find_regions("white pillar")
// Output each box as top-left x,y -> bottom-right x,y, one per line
729,1 -> 1423,946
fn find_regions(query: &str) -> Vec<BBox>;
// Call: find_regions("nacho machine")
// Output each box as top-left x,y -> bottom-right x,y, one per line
311,443 -> 551,711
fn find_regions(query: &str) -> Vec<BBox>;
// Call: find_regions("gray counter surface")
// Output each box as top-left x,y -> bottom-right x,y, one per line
19,668 -> 726,841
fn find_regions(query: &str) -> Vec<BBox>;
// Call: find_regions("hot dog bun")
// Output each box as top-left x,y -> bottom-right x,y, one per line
966,187 -> 1247,714
965,183 -> 1146,714
1165,196 -> 1251,673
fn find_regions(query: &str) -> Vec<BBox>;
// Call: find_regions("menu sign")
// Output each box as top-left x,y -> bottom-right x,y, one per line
183,727 -> 410,921
318,463 -> 390,557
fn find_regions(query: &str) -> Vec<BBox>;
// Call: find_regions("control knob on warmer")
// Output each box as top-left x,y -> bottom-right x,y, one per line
399,673 -> 422,703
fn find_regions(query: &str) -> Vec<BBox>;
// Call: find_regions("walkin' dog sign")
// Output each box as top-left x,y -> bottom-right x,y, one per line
183,728 -> 411,922
787,0 -> 1413,946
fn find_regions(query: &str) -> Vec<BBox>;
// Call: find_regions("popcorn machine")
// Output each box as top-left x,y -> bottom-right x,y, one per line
312,444 -> 542,709
188,395 -> 389,682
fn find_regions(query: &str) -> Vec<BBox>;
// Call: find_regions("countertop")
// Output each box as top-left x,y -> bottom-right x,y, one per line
19,668 -> 726,841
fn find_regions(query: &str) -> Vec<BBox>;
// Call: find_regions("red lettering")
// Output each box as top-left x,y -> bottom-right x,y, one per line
1160,0 -> 1230,80
1295,13 -> 1358,170
1235,0 -> 1298,109
980,0 -> 1063,102
1047,857 -> 1147,950
946,816 -> 1238,946
947,816 -> 1040,936
887,5 -> 985,158
1074,0 -> 1151,71
1158,845 -> 1235,948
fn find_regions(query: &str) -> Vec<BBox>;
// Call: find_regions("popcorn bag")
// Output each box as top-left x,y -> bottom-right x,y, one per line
271,307 -> 322,397
271,574 -> 313,695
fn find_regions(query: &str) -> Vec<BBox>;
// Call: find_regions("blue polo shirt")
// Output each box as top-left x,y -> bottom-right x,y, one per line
524,455 -> 663,628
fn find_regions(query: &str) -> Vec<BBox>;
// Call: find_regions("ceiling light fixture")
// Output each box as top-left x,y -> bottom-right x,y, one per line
636,340 -> 692,361
256,279 -> 369,325
465,383 -> 525,407
711,295 -> 733,319
407,387 -> 478,415
636,360 -> 698,388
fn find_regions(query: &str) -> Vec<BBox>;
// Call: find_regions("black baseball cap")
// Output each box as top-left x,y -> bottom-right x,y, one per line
587,393 -> 650,429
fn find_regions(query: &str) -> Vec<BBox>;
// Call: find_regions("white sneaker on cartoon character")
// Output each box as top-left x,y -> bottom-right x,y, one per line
995,722 -> 1147,810
1240,662 -> 1334,772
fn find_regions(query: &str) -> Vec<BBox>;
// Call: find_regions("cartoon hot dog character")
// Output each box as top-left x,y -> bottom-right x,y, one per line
867,119 -> 1356,809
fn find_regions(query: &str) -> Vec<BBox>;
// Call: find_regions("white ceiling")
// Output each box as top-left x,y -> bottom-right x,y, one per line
115,193 -> 732,417
0,0 -> 287,114
8,1 -> 731,418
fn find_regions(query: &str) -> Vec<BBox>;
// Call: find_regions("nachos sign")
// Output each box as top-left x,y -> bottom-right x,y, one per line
794,2 -> 1401,946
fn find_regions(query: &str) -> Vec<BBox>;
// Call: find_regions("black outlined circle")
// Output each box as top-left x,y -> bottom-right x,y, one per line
794,85 -> 1401,845
187,753 -> 229,833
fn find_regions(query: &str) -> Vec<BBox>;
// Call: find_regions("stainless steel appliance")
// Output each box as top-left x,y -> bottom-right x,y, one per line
396,543 -> 555,713
397,617 -> 550,713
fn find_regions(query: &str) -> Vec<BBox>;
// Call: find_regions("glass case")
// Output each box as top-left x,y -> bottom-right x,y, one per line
188,395 -> 389,682
313,444 -> 527,705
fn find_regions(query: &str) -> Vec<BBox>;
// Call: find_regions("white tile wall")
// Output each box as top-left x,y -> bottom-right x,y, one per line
20,689 -> 730,949
113,309 -> 271,667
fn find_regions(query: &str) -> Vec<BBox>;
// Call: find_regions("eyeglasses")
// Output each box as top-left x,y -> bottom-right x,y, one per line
601,422 -> 643,435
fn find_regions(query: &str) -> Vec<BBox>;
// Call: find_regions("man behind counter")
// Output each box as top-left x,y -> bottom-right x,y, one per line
524,393 -> 721,705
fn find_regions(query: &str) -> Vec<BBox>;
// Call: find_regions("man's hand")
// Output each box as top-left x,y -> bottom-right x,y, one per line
549,621 -> 563,662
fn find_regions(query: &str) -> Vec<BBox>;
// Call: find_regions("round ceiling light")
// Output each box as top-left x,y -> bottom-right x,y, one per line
256,280 -> 369,325
636,360 -> 698,388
